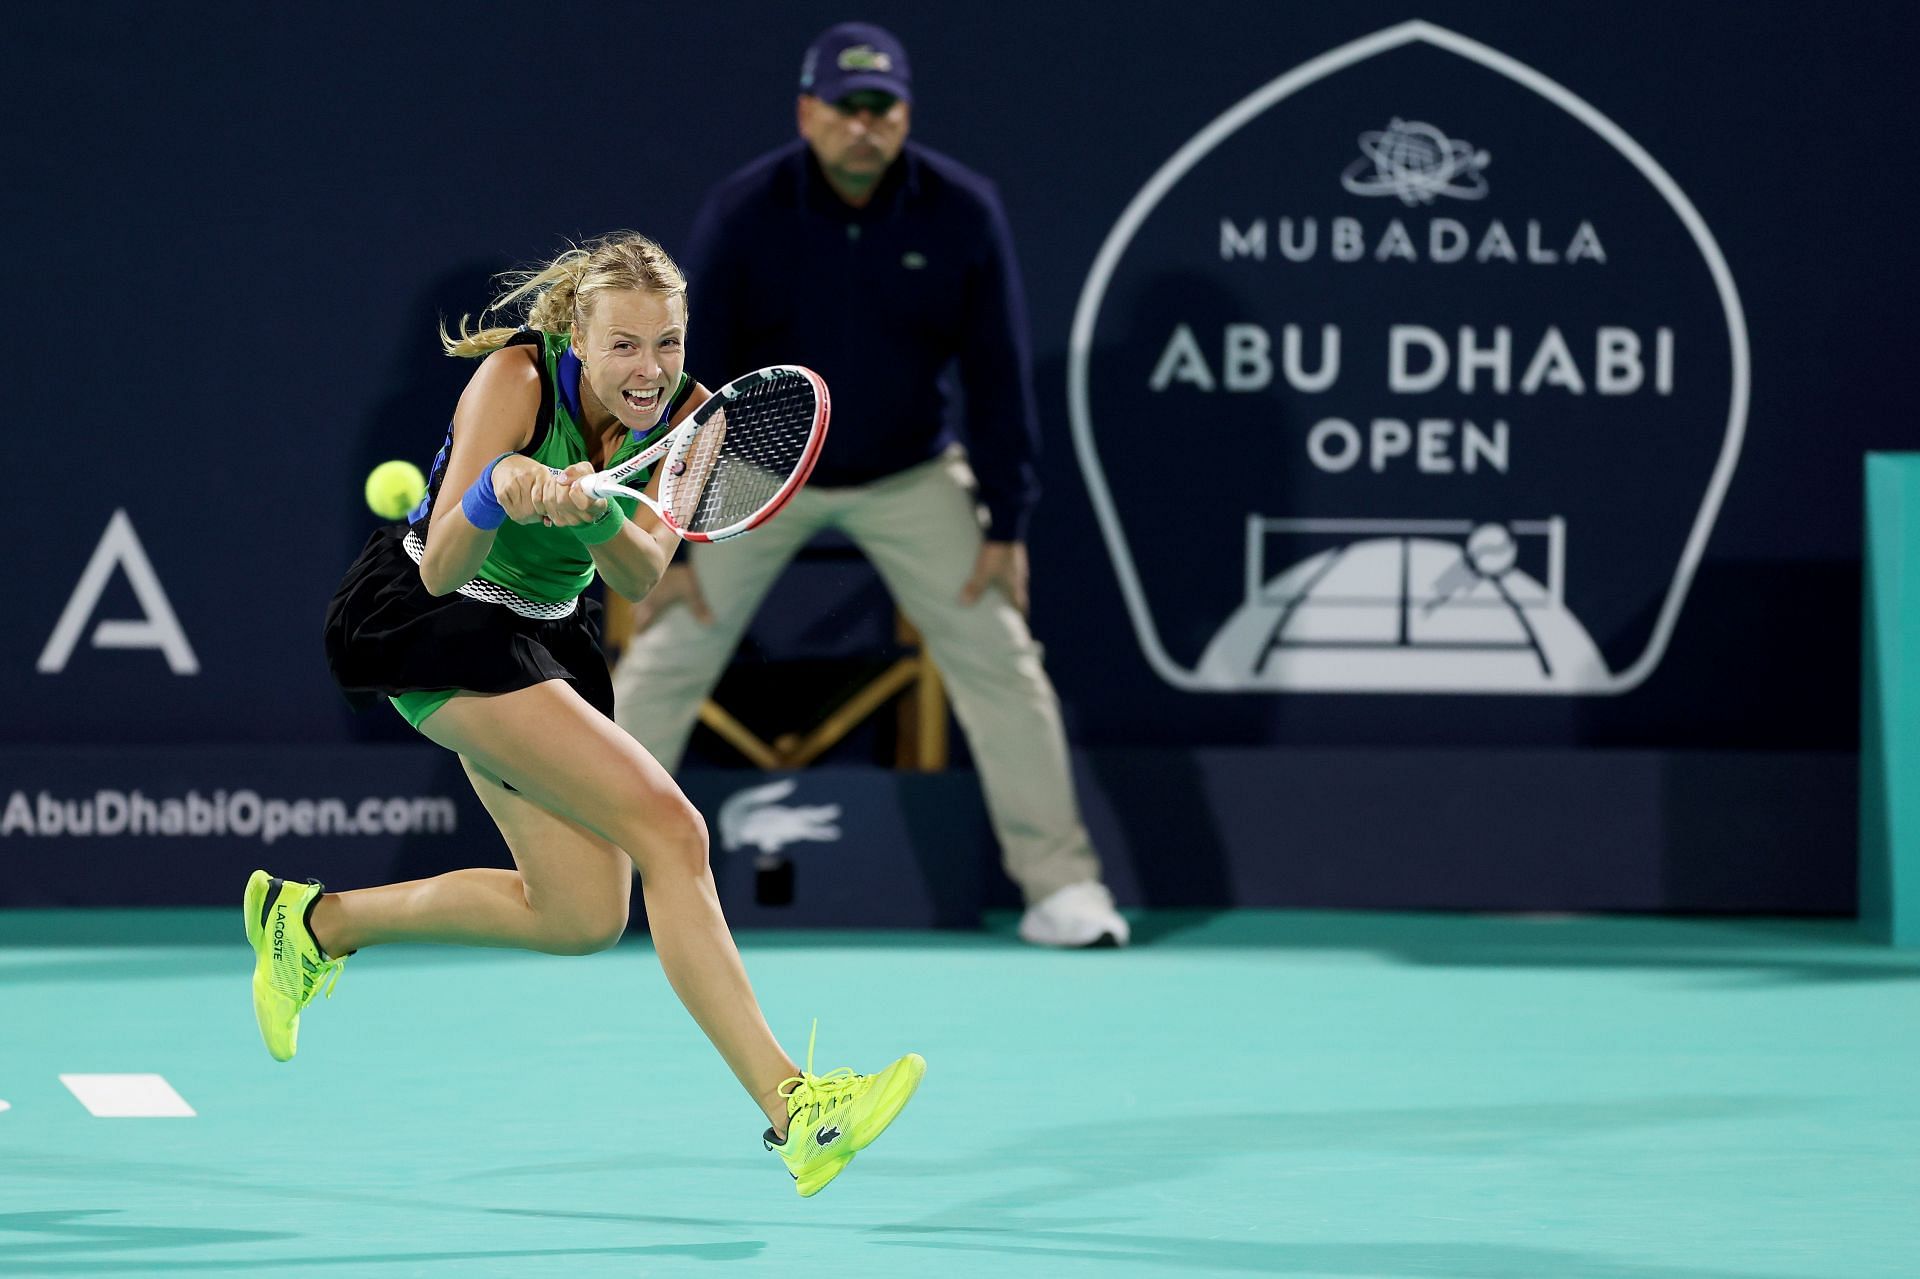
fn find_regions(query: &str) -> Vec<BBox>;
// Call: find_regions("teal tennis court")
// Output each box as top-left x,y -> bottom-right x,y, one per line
4,911 -> 1917,1278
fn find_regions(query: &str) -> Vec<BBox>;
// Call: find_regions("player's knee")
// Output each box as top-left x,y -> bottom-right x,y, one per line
631,793 -> 710,882
543,904 -> 629,956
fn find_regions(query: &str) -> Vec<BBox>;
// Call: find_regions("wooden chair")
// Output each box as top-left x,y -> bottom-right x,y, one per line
601,582 -> 949,773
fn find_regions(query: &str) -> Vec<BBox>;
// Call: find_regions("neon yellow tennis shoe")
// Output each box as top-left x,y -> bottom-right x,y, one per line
763,1022 -> 925,1197
243,870 -> 346,1062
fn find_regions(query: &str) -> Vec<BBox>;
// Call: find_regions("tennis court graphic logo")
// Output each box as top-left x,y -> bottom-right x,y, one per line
1198,517 -> 1606,690
718,780 -> 842,855
1069,20 -> 1748,694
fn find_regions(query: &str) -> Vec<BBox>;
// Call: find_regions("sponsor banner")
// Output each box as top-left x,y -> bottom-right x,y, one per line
0,747 -> 995,924
0,748 -> 1852,915
0,747 -> 488,908
1072,22 -> 1746,695
2,10 -> 1909,762
1072,748 -> 1853,913
3,786 -> 455,846
681,772 -> 991,929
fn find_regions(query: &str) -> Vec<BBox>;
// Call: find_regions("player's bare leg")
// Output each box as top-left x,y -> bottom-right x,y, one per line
309,681 -> 799,1129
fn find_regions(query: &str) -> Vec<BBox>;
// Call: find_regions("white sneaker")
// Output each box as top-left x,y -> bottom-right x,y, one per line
1018,881 -> 1130,948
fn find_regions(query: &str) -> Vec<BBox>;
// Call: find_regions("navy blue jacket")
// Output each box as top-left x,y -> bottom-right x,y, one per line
682,140 -> 1041,542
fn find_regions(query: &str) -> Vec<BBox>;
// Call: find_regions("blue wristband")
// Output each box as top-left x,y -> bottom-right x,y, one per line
460,453 -> 514,531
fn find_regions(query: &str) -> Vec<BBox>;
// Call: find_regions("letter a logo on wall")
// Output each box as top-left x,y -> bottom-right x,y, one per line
38,509 -> 199,675
1069,21 -> 1749,694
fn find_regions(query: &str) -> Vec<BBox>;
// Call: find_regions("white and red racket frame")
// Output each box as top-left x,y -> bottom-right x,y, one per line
582,364 -> 830,543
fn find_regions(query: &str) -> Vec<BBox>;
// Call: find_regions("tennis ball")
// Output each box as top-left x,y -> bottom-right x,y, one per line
365,459 -> 427,520
1465,523 -> 1518,577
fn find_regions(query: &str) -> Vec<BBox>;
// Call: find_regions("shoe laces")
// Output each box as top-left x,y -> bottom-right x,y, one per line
303,953 -> 346,1004
306,880 -> 348,1000
775,1020 -> 868,1123
316,957 -> 345,1000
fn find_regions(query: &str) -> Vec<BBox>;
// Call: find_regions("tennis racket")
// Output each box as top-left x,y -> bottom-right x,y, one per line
581,365 -> 830,543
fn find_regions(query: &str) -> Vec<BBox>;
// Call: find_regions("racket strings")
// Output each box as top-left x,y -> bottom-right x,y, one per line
666,376 -> 819,534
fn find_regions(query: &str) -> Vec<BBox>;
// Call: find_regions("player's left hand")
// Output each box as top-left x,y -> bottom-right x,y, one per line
959,540 -> 1029,615
535,461 -> 608,527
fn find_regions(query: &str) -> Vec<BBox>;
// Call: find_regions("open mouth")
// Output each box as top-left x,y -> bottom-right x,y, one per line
621,387 -> 663,416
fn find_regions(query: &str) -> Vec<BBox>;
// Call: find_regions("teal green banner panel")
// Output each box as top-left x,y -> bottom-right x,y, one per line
1862,454 -> 1920,945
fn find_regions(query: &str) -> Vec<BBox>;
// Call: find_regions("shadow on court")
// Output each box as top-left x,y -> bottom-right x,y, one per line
869,1233 -> 1821,1279
855,1098 -> 1833,1277
0,1242 -> 763,1275
0,1211 -> 296,1261
879,1096 -> 1810,1200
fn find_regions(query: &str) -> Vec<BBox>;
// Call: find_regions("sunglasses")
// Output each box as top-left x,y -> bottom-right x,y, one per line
830,91 -> 902,117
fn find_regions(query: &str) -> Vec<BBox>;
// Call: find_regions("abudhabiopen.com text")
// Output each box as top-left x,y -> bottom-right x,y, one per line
1,789 -> 458,845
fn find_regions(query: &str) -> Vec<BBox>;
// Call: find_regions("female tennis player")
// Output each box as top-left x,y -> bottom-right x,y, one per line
248,232 -> 921,1198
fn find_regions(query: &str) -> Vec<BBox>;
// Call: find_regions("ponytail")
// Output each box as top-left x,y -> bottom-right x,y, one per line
439,234 -> 685,358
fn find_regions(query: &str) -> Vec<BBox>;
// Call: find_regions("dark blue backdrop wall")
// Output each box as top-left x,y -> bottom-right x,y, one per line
2,3 -> 1910,913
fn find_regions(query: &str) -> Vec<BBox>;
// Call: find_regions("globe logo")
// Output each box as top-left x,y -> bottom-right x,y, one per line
1341,118 -> 1491,206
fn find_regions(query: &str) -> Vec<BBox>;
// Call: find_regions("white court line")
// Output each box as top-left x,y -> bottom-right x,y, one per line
60,1074 -> 195,1117
0,1099 -> 11,1113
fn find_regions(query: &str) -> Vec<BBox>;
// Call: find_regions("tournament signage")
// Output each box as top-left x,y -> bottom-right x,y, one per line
1070,21 -> 1749,694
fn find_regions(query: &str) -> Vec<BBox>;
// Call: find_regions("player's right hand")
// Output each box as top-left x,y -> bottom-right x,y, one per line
632,563 -> 714,632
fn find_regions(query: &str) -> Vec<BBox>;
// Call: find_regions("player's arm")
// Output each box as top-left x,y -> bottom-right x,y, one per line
417,345 -> 544,595
573,382 -> 715,602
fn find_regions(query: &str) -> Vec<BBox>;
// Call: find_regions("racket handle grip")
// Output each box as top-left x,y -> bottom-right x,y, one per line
585,479 -> 645,504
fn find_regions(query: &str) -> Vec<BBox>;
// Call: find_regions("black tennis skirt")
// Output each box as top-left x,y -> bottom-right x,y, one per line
322,525 -> 615,718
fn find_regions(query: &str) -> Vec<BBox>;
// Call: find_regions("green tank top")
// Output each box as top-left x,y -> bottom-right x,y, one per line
476,330 -> 687,603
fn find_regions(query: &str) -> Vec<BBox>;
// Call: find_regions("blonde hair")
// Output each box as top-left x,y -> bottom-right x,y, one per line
440,232 -> 688,358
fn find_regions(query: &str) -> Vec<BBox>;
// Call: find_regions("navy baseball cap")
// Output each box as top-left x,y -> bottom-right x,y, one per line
798,22 -> 912,104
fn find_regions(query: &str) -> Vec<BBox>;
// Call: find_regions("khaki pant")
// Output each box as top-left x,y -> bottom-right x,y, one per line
610,449 -> 1101,904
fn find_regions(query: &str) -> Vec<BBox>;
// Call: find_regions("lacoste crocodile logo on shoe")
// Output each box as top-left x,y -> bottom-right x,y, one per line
814,1125 -> 841,1146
